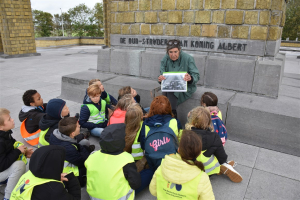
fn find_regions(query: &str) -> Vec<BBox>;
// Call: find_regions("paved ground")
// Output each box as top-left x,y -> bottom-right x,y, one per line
0,46 -> 300,200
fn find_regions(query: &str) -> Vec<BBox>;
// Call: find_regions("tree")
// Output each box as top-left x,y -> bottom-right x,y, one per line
32,10 -> 53,37
93,3 -> 104,36
68,3 -> 93,36
282,0 -> 300,40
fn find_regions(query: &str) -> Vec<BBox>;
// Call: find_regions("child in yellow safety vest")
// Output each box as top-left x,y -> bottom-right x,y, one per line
186,106 -> 243,183
0,108 -> 33,200
150,130 -> 215,200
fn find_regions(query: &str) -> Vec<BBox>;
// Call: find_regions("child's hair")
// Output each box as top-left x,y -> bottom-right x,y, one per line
118,86 -> 132,100
200,92 -> 218,107
179,130 -> 205,171
115,94 -> 133,111
124,103 -> 143,153
89,79 -> 101,86
0,108 -> 10,126
147,95 -> 174,118
58,117 -> 78,136
185,106 -> 214,131
22,89 -> 38,106
87,83 -> 101,97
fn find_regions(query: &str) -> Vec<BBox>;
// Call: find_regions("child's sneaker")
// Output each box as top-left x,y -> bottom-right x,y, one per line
227,160 -> 237,168
220,163 -> 243,183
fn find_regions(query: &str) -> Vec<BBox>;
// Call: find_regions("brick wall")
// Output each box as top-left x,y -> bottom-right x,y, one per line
106,0 -> 287,41
0,0 -> 37,55
35,37 -> 105,48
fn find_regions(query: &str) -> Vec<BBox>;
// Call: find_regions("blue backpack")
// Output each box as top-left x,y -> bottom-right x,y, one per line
144,120 -> 178,170
211,115 -> 227,146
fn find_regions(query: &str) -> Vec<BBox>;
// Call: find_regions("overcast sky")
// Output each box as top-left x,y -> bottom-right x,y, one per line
31,0 -> 102,15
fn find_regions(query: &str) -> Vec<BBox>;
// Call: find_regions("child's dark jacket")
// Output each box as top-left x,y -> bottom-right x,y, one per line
0,130 -> 21,172
19,103 -> 47,133
191,127 -> 228,164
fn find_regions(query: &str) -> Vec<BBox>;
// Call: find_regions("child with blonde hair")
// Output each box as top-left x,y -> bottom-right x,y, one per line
150,130 -> 215,200
186,106 -> 242,183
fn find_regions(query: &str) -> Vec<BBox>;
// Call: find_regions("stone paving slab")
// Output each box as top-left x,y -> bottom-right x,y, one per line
244,169 -> 300,200
279,84 -> 300,99
281,76 -> 300,87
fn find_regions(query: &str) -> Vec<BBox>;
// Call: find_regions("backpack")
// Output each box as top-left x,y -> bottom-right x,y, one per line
144,120 -> 178,170
211,113 -> 227,146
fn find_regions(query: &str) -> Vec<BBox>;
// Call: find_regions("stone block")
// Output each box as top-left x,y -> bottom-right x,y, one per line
237,0 -> 255,9
141,24 -> 150,35
221,0 -> 235,9
245,11 -> 258,24
139,0 -> 150,11
168,11 -> 182,24
255,148 -> 300,181
124,12 -> 135,23
104,76 -> 161,107
271,0 -> 283,10
183,11 -> 194,23
165,24 -> 175,36
270,11 -> 282,26
110,49 -> 142,76
130,24 -> 140,35
250,26 -> 268,40
158,12 -> 168,23
218,26 -> 231,38
212,10 -> 225,23
145,12 -> 157,23
225,11 -> 244,25
191,0 -> 203,9
252,59 -> 282,97
162,0 -> 176,10
116,13 -> 123,23
226,94 -> 300,156
110,14 -> 116,23
176,25 -> 190,37
111,24 -> 121,34
231,26 -> 249,39
204,0 -> 220,9
190,25 -> 201,37
60,70 -> 117,103
140,51 -> 166,80
175,86 -> 236,125
256,0 -> 271,9
111,2 -> 118,12
201,24 -> 217,37
268,27 -> 282,41
129,1 -> 138,11
118,1 -> 128,12
135,12 -> 145,23
195,11 -> 211,24
177,0 -> 190,10
152,0 -> 161,10
97,49 -> 111,72
205,57 -> 256,92
259,11 -> 270,25
265,40 -> 281,56
121,24 -> 130,34
151,24 -> 164,35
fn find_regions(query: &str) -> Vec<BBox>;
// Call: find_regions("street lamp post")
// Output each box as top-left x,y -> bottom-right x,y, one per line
60,8 -> 64,37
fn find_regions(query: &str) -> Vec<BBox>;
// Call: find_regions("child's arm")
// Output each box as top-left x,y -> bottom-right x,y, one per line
0,142 -> 23,172
123,162 -> 141,190
79,105 -> 97,130
149,170 -> 157,197
65,144 -> 90,168
198,173 -> 215,200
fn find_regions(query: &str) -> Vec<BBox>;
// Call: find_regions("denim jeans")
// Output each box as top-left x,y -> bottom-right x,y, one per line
135,168 -> 154,194
90,128 -> 104,137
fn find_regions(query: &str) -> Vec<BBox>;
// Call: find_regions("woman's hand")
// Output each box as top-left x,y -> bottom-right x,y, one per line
183,73 -> 192,82
158,75 -> 166,82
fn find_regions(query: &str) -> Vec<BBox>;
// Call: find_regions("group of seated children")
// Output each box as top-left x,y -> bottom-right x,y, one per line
0,78 -> 242,200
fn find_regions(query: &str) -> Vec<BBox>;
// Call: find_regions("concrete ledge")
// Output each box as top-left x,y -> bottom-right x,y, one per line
0,53 -> 41,59
97,49 -> 111,72
140,51 -> 165,80
226,93 -> 300,157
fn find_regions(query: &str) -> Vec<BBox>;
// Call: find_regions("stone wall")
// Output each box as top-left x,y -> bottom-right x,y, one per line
108,0 -> 286,47
35,37 -> 105,48
281,41 -> 300,48
0,0 -> 38,56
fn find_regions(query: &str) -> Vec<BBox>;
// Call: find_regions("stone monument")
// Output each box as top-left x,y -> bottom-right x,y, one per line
61,0 -> 300,157
0,0 -> 40,58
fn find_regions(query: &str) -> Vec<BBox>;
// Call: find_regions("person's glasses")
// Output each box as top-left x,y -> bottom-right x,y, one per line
168,40 -> 180,46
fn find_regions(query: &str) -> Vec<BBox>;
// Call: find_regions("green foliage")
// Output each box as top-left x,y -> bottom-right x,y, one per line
32,10 -> 53,37
282,0 -> 300,40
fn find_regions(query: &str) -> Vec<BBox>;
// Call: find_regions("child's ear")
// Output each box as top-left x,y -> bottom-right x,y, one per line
29,102 -> 36,107
0,125 -> 3,131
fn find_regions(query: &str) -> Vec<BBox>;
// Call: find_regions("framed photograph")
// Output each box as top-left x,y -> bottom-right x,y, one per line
161,72 -> 187,92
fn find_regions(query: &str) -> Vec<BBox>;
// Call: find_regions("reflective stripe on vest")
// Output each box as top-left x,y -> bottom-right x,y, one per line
85,151 -> 134,200
82,100 -> 106,124
10,171 -> 62,200
197,150 -> 220,175
131,121 -> 144,160
145,118 -> 179,137
156,159 -> 202,199
23,133 -> 40,141
20,119 -> 40,146
63,144 -> 79,176
38,128 -> 50,148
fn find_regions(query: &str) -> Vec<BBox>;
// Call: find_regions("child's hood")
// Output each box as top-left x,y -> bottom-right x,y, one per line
52,129 -> 77,143
39,115 -> 60,131
111,108 -> 126,118
161,154 -> 201,184
144,114 -> 173,127
21,105 -> 36,113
